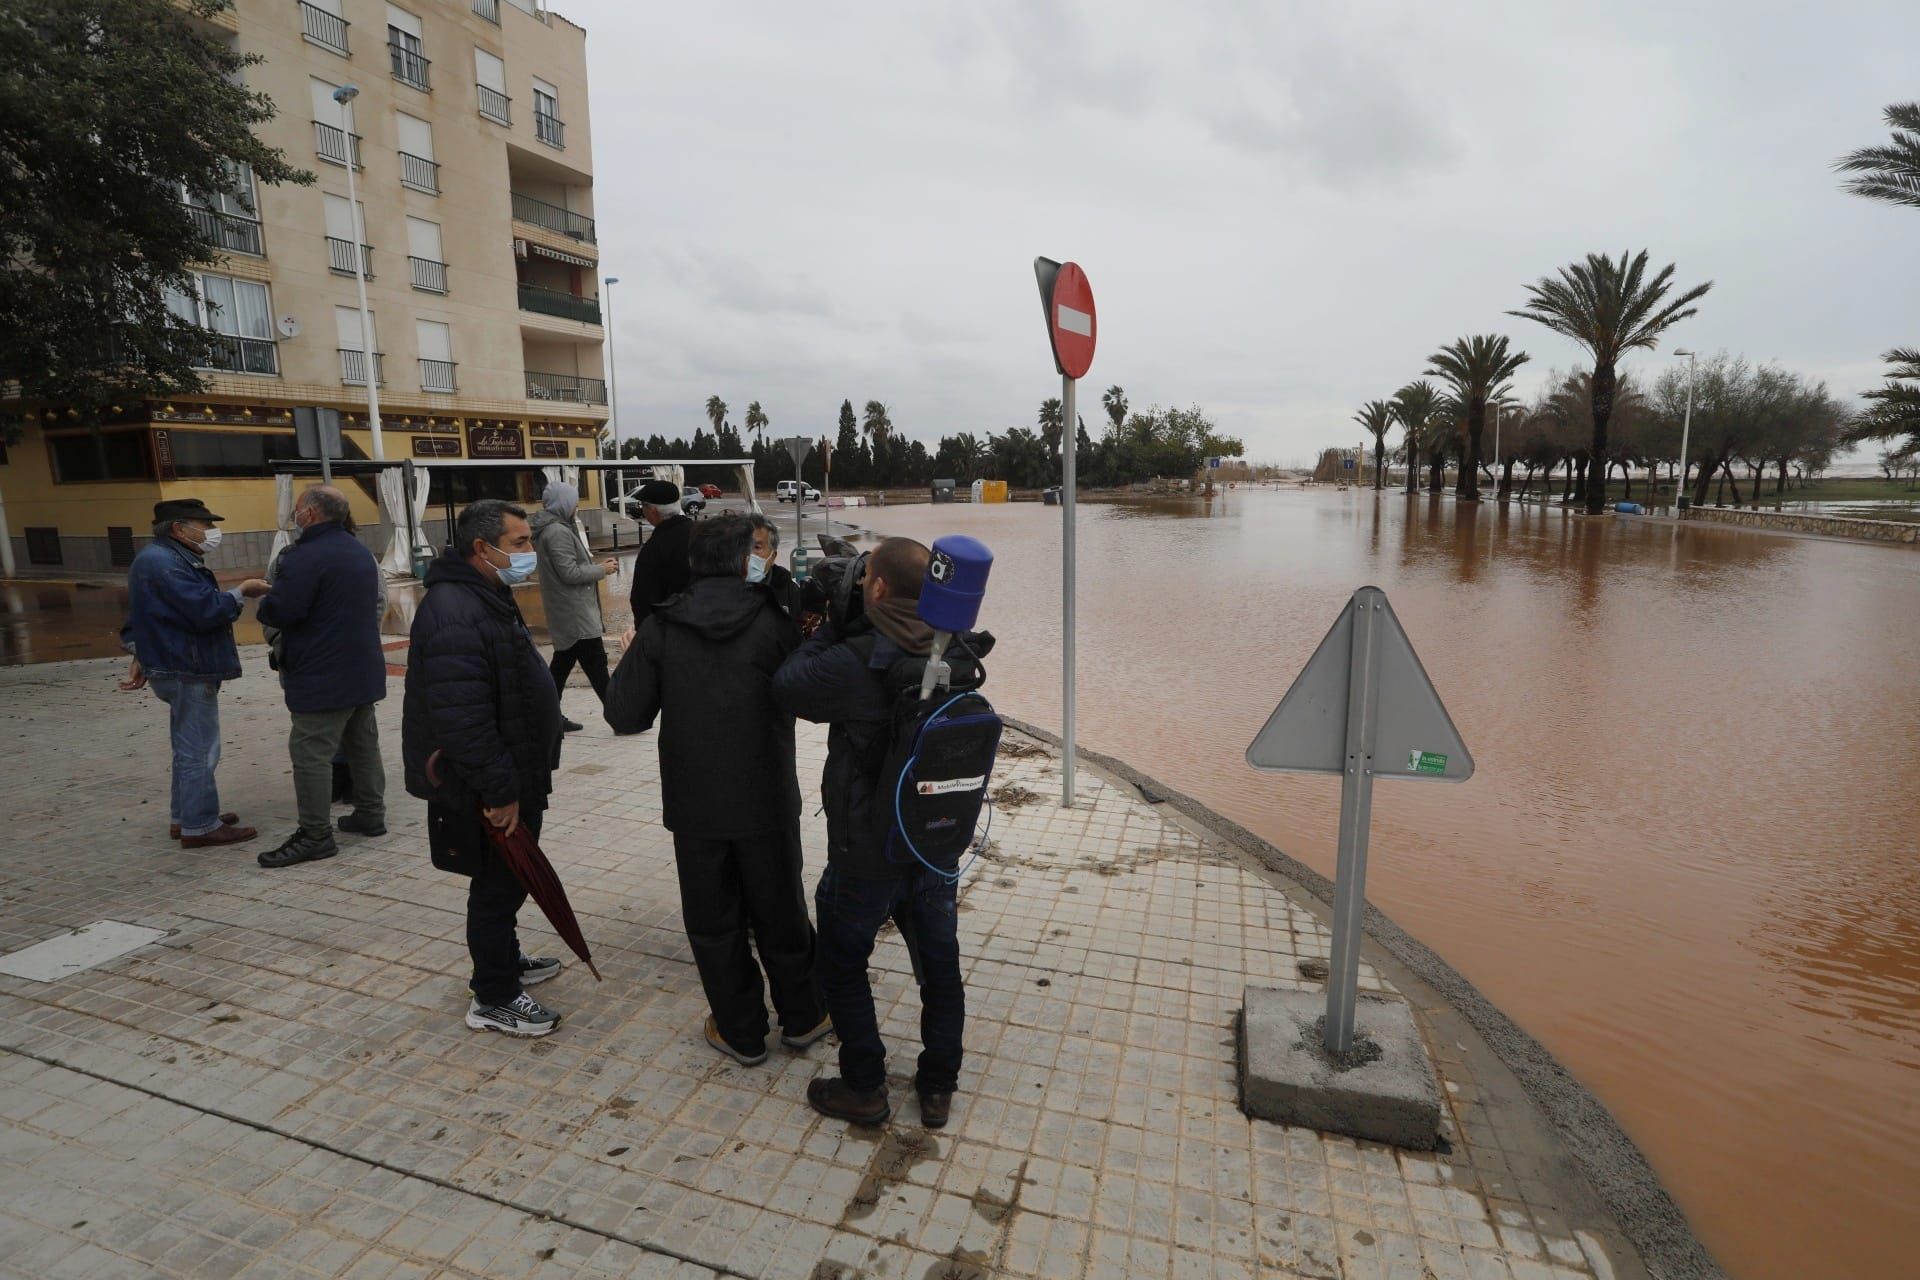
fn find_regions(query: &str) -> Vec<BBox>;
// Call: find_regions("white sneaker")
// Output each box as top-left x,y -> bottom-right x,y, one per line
466,993 -> 560,1037
518,954 -> 562,986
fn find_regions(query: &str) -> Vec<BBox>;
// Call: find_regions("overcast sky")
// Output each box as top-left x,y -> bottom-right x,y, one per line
569,0 -> 1920,466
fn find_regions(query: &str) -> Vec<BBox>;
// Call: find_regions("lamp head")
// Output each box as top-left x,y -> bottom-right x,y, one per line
332,84 -> 359,104
605,276 -> 620,285
1673,348 -> 1693,358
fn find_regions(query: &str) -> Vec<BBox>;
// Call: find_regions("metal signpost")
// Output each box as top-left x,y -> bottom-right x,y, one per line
1246,586 -> 1473,1054
293,406 -> 344,484
1033,257 -> 1097,808
783,434 -> 812,558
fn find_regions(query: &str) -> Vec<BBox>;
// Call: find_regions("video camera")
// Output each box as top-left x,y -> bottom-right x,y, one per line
797,534 -> 868,635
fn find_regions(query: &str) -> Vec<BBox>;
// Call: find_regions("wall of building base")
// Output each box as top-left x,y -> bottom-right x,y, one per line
1686,505 -> 1920,544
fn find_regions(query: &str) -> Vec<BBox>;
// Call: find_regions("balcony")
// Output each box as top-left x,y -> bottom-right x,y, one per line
339,349 -> 385,387
398,151 -> 439,195
511,192 -> 594,243
389,42 -> 431,92
473,0 -> 500,23
325,236 -> 373,277
187,205 -> 264,258
409,256 -> 447,294
534,112 -> 565,149
298,1 -> 349,55
518,283 -> 600,325
419,358 -> 458,393
526,371 -> 607,405
196,334 -> 279,377
313,121 -> 362,169
477,85 -> 512,125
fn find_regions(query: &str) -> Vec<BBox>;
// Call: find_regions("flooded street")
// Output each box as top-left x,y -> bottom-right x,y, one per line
855,490 -> 1920,1280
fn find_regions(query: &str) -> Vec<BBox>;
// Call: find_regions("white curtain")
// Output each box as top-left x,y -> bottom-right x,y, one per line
735,463 -> 762,513
409,466 -> 433,559
376,469 -> 424,579
267,472 -> 296,566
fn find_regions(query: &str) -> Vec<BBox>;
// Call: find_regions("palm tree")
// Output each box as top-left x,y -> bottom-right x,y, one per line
1509,250 -> 1711,514
1425,335 -> 1529,502
1849,347 -> 1920,463
1353,400 -> 1395,490
1102,385 -> 1128,436
705,395 -> 728,437
1391,380 -> 1441,495
951,432 -> 986,478
1835,103 -> 1920,210
861,400 -> 892,447
744,401 -> 768,450
1038,397 -> 1064,461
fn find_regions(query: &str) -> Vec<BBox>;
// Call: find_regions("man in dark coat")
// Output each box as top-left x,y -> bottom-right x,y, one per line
773,537 -> 971,1131
626,480 -> 692,633
402,499 -> 567,1037
255,485 -> 389,869
119,498 -> 271,848
747,512 -> 801,641
605,515 -> 828,1065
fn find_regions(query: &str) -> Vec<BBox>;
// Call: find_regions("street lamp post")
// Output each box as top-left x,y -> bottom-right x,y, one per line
333,85 -> 384,461
1492,403 -> 1503,499
1673,349 -> 1697,512
603,275 -> 623,550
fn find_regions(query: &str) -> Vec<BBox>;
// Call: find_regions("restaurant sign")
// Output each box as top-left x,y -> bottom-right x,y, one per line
466,424 -> 524,459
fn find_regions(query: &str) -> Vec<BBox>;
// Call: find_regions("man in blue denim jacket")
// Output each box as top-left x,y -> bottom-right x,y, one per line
119,499 -> 271,848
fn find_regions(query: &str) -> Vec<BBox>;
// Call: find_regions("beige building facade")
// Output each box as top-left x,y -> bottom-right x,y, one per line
1,0 -> 606,574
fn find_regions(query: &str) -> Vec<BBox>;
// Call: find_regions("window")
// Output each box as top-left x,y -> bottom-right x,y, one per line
164,273 -> 278,375
323,193 -> 372,277
406,216 -> 446,293
474,49 -> 510,124
46,432 -> 154,483
441,470 -> 525,505
182,161 -> 263,257
533,78 -> 563,147
299,0 -> 349,56
416,320 -> 456,392
336,305 -> 381,385
396,112 -> 439,193
387,5 -> 429,90
169,431 -> 303,479
25,528 -> 62,565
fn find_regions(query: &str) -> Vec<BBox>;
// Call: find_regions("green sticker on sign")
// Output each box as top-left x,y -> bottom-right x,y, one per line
1408,750 -> 1448,775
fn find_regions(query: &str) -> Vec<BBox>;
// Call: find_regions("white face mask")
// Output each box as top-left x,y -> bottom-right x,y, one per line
196,525 -> 223,553
746,552 -> 770,584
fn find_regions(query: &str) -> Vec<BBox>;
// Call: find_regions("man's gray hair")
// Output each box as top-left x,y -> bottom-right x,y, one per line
296,485 -> 354,529
746,512 -> 780,549
152,520 -> 178,539
455,499 -> 526,554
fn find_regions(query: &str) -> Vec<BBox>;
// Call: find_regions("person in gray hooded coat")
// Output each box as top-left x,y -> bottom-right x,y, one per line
529,481 -> 618,731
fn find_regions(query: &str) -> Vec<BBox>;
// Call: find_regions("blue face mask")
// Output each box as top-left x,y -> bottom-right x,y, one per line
491,543 -> 538,585
746,552 -> 770,585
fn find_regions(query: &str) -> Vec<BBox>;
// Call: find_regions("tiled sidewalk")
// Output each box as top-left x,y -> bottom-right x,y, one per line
0,654 -> 1633,1279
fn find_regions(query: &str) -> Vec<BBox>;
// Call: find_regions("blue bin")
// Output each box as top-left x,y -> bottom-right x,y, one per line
1615,502 -> 1643,515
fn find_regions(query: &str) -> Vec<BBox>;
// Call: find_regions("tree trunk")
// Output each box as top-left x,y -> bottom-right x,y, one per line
1460,402 -> 1484,501
1693,456 -> 1717,506
1585,361 -> 1615,515
1404,435 -> 1420,494
1621,463 -> 1632,501
1521,463 -> 1535,497
1500,457 -> 1515,500
1724,462 -> 1742,505
1573,456 -> 1589,504
1775,459 -> 1788,495
1373,432 -> 1386,490
1428,449 -> 1445,493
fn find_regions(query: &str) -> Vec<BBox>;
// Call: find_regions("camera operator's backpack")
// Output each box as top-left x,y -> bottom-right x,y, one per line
850,633 -> 1002,884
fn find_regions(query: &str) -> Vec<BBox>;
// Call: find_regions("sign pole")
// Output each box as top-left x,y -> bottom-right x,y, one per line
1062,371 -> 1077,809
1326,588 -> 1384,1054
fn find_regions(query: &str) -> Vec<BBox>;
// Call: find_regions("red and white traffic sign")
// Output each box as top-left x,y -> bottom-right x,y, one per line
1034,257 -> 1096,379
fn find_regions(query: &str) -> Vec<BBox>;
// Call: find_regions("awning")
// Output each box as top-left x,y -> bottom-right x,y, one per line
515,238 -> 595,269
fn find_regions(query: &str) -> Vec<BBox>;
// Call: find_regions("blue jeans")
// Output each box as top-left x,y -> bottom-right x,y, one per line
148,676 -> 223,837
815,864 -> 965,1095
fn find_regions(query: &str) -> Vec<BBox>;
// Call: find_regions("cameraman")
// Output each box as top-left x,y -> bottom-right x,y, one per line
772,537 -> 962,1130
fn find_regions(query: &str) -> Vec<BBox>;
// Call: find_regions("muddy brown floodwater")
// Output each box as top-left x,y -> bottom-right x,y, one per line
854,490 -> 1920,1280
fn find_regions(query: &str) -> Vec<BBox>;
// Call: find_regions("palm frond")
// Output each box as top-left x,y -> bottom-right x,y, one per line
1835,103 -> 1920,209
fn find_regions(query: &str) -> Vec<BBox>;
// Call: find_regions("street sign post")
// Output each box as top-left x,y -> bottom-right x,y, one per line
783,434 -> 812,561
1034,257 -> 1097,808
293,406 -> 344,484
1246,586 -> 1472,1054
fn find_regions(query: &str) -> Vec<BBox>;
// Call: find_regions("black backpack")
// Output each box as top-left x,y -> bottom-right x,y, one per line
850,632 -> 1002,883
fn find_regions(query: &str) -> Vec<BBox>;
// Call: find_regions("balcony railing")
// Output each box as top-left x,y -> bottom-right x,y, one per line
398,151 -> 439,194
419,358 -> 458,393
534,112 -> 565,149
389,42 -> 431,92
196,334 -> 279,376
325,236 -> 373,277
472,0 -> 500,24
298,1 -> 349,55
313,121 -> 362,169
186,205 -> 264,257
518,283 -> 600,325
477,85 -> 512,125
339,349 -> 385,386
526,371 -> 607,404
409,256 -> 447,293
510,191 -> 594,243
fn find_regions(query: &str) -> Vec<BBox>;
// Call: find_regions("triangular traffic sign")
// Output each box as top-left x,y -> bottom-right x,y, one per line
1245,587 -> 1473,782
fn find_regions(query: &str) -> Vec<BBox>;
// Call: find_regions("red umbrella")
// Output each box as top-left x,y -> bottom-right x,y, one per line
429,752 -> 603,981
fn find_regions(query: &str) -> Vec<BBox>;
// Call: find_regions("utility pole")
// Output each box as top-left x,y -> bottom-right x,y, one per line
334,86 -> 384,460
1673,349 -> 1698,512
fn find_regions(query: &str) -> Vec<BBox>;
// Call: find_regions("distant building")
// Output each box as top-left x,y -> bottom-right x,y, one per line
2,0 -> 606,573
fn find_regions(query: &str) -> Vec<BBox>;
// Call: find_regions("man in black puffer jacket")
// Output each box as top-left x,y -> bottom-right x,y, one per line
403,500 -> 567,1038
605,515 -> 828,1066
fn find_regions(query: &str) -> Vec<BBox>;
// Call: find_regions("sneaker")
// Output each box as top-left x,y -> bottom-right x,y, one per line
466,993 -> 560,1038
257,829 -> 338,868
180,822 -> 258,849
917,1090 -> 953,1130
704,1016 -> 768,1067
562,717 -> 585,733
807,1077 -> 891,1126
170,813 -> 237,839
335,811 -> 388,837
780,1014 -> 833,1051
518,954 -> 562,986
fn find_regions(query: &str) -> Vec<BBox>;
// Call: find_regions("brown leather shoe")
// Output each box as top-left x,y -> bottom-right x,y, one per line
808,1077 -> 890,1126
917,1091 -> 953,1130
180,823 -> 257,848
171,813 -> 238,839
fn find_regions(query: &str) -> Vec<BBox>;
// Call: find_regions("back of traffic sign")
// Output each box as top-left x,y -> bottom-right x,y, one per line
1033,257 -> 1097,379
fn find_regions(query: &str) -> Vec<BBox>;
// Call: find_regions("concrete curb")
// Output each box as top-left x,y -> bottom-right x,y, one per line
998,714 -> 1726,1280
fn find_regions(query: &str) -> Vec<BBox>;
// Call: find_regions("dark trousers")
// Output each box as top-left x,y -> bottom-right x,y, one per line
466,809 -> 544,1007
549,638 -> 609,705
815,863 -> 964,1095
673,826 -> 823,1046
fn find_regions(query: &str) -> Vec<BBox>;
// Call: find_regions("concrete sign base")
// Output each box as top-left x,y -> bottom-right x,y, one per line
1239,985 -> 1442,1150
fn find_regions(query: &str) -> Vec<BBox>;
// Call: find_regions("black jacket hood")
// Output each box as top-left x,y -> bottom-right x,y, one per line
425,551 -> 516,616
657,575 -> 767,641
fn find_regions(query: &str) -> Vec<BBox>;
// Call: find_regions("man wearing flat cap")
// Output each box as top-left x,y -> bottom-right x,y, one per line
119,499 -> 272,848
626,480 -> 693,636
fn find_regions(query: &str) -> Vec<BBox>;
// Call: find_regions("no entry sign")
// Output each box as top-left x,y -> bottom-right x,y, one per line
1033,258 -> 1096,379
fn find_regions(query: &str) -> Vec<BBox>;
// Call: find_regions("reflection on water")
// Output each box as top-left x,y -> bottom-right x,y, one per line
857,489 -> 1920,1280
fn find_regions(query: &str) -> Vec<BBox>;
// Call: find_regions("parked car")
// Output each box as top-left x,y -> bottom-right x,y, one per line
776,480 -> 821,504
612,479 -> 703,519
697,483 -> 723,499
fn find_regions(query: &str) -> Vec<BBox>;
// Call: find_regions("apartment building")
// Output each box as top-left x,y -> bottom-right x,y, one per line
1,0 -> 606,573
